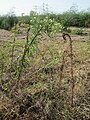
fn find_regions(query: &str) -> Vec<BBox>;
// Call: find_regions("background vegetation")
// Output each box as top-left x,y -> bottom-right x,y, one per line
0,7 -> 90,30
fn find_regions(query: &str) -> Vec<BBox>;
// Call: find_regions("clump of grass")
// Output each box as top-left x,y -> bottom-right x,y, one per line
71,28 -> 84,35
87,35 -> 90,43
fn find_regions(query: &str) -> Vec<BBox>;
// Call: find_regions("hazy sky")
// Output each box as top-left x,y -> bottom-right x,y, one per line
0,0 -> 90,15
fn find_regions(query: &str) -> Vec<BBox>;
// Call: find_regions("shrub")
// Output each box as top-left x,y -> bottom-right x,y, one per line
0,15 -> 18,30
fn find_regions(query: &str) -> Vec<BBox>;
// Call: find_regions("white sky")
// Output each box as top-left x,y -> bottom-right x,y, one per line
0,0 -> 90,16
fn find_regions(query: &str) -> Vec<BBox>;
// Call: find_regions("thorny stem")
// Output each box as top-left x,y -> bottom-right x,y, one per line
11,37 -> 16,68
17,28 -> 30,80
17,27 -> 43,85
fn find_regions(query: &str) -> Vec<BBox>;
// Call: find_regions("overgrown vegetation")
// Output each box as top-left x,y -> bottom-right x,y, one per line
0,6 -> 90,31
0,7 -> 90,120
18,10 -> 90,29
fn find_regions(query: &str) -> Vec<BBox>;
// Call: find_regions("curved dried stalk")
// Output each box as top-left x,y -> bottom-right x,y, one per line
62,33 -> 74,107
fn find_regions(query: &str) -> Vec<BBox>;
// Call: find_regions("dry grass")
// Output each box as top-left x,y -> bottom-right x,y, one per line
0,28 -> 90,120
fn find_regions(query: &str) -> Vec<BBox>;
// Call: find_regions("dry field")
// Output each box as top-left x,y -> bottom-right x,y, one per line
0,27 -> 90,120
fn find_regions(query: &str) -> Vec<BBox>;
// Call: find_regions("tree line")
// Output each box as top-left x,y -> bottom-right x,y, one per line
0,10 -> 90,30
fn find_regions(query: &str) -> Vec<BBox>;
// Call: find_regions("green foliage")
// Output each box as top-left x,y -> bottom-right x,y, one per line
45,81 -> 55,99
29,11 -> 63,37
71,28 -> 84,35
0,7 -> 88,31
25,9 -> 90,30
87,35 -> 90,45
0,14 -> 18,30
15,11 -> 63,79
18,15 -> 30,24
48,11 -> 90,28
